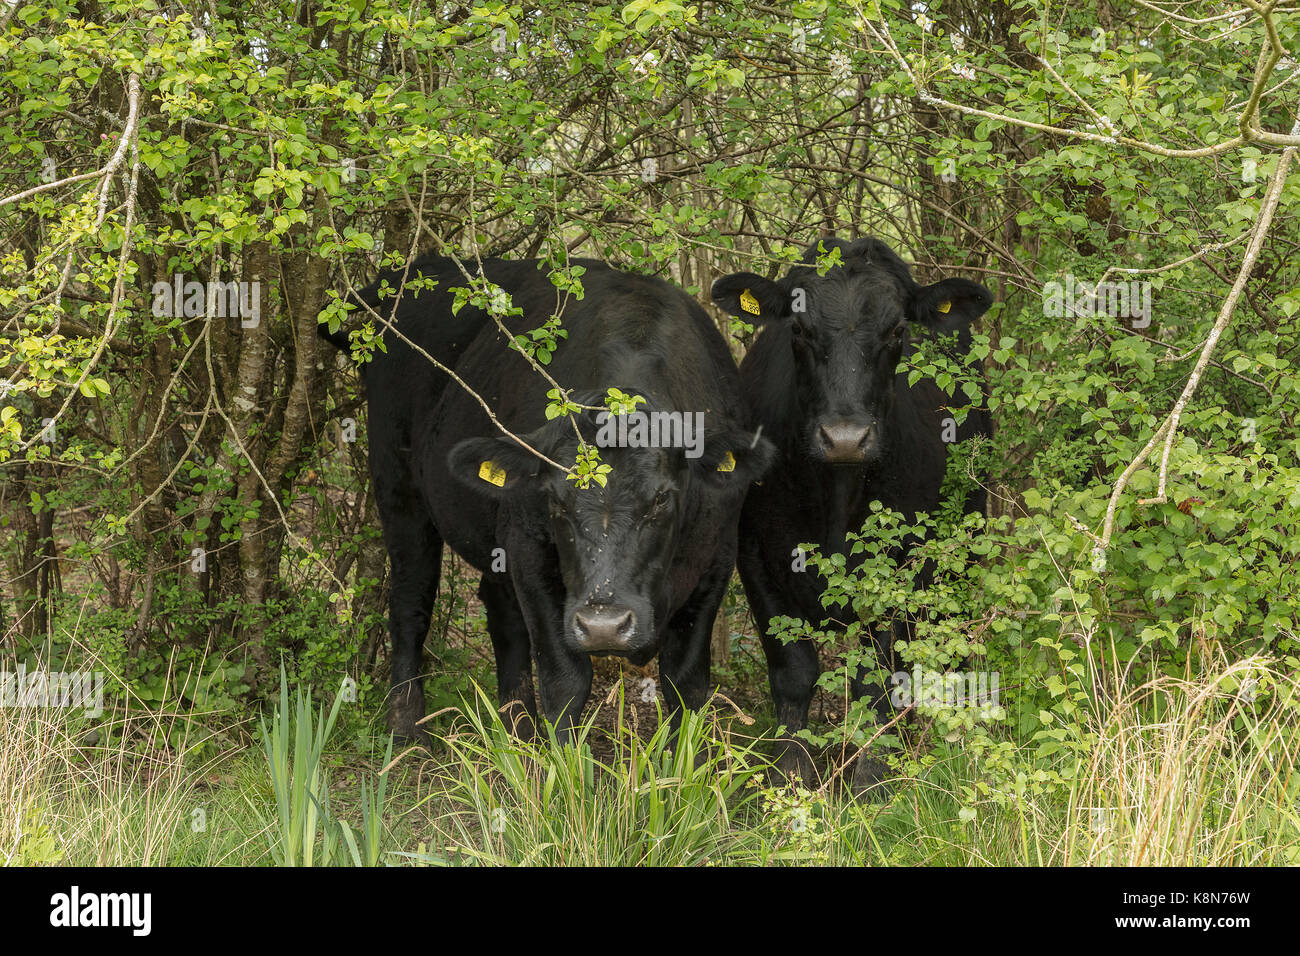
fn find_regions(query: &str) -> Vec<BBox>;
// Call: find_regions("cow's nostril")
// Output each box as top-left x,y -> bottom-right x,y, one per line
818,421 -> 873,462
574,605 -> 636,651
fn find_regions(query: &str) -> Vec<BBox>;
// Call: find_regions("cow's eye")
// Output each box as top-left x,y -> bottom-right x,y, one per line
890,321 -> 909,340
649,489 -> 672,516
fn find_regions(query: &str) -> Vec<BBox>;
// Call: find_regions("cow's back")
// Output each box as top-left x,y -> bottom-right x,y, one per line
422,259 -> 749,572
357,258 -> 498,481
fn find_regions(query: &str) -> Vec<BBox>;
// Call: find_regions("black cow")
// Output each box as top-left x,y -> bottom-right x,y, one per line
712,237 -> 992,788
325,256 -> 772,741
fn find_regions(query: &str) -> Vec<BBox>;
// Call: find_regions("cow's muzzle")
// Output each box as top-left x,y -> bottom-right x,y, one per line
573,604 -> 637,653
816,420 -> 877,463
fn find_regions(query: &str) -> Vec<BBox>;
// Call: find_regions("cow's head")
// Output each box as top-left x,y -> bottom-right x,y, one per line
713,238 -> 991,466
450,396 -> 772,656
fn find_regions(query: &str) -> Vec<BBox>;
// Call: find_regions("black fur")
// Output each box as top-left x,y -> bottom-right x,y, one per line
327,256 -> 772,740
713,237 -> 993,786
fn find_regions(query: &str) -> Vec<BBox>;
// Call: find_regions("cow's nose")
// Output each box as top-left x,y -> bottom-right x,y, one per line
817,421 -> 875,462
574,605 -> 636,652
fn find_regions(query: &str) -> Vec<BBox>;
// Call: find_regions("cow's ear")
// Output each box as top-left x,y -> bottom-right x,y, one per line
448,433 -> 546,498
910,277 -> 992,333
711,273 -> 790,323
694,424 -> 777,487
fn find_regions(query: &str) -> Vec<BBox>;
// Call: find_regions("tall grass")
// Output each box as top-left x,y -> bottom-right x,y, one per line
415,684 -> 771,865
0,641 -> 248,866
4,643 -> 1297,866
259,664 -> 393,866
1065,654 -> 1300,865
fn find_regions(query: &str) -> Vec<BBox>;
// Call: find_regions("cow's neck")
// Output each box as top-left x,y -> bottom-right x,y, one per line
778,450 -> 879,555
793,411 -> 907,553
822,466 -> 861,554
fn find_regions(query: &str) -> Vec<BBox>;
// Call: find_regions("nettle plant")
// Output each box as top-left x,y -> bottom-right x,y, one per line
768,447 -> 1002,761
769,391 -> 1300,798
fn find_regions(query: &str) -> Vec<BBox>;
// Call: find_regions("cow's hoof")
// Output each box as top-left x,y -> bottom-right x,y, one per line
392,726 -> 433,753
388,696 -> 431,752
774,740 -> 819,788
499,701 -> 538,741
850,753 -> 892,800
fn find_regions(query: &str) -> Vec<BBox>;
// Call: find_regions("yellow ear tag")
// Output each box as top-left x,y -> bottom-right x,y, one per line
478,460 -> 507,487
739,289 -> 761,315
936,300 -> 952,314
716,451 -> 736,473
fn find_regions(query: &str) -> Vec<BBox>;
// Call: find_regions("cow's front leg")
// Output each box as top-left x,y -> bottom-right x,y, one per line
534,643 -> 593,741
659,554 -> 732,733
760,626 -> 820,785
847,618 -> 908,796
742,566 -> 820,785
512,557 -> 591,742
379,510 -> 442,744
479,573 -> 537,738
